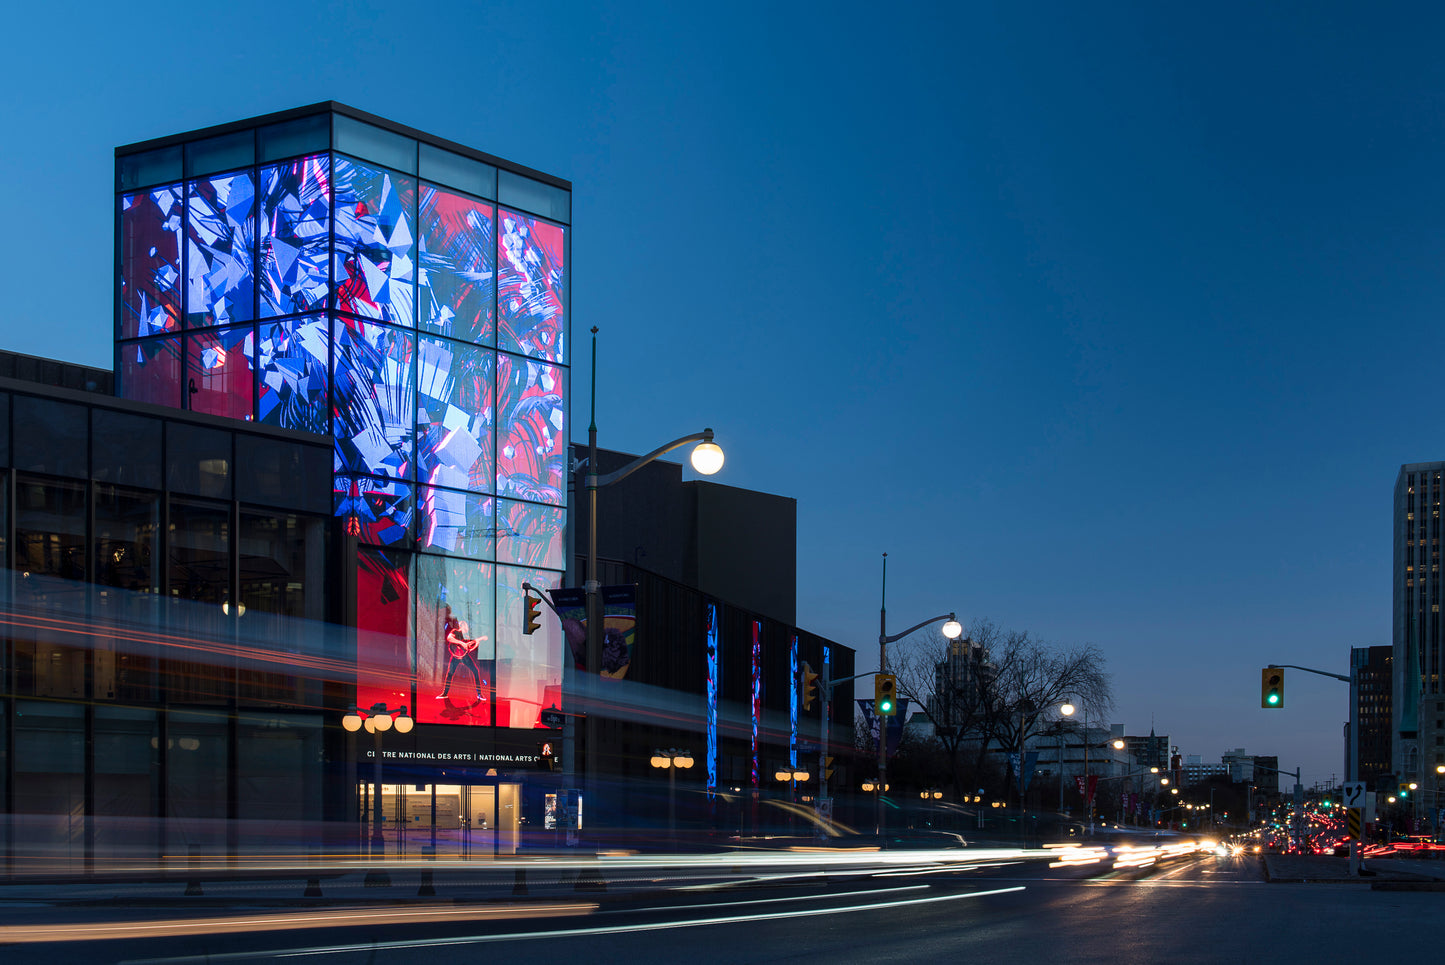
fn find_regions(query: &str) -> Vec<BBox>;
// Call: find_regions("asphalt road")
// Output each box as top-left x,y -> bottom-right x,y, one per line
2,853 -> 1439,965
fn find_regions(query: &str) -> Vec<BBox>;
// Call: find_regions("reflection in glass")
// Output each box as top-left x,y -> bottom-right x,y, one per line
119,337 -> 183,410
186,325 -> 255,420
497,498 -> 564,569
355,548 -> 413,717
496,566 -> 563,729
94,485 -> 161,702
418,487 -> 494,559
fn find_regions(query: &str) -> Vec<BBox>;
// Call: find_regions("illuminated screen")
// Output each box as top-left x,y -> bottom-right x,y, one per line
355,548 -> 412,716
790,634 -> 798,770
335,475 -> 413,546
186,171 -> 256,327
415,555 -> 495,726
420,185 -> 495,345
751,620 -> 762,788
118,337 -> 182,409
496,566 -> 563,729
706,603 -> 719,799
257,315 -> 329,433
260,155 -> 331,318
417,486 -> 494,558
186,325 -> 255,421
496,353 -> 565,505
120,186 -> 183,339
497,209 -> 565,362
332,319 -> 415,479
417,335 -> 493,493
334,156 -> 416,325
497,498 -> 564,570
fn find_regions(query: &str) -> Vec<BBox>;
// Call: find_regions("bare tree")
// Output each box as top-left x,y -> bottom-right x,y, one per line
892,618 -> 1111,800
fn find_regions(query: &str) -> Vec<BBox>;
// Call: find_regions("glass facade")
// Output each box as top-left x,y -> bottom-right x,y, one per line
115,107 -> 571,733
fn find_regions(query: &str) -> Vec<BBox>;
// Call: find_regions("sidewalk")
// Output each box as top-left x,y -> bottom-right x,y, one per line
1263,853 -> 1445,888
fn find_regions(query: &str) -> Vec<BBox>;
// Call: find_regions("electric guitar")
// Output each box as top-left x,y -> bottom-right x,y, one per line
447,634 -> 478,659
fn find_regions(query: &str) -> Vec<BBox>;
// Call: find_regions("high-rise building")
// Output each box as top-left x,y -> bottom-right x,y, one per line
1393,463 -> 1445,784
114,103 -> 572,731
1351,645 -> 1393,788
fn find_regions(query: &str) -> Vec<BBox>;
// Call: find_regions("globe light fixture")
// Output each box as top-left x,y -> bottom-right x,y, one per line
690,441 -> 725,475
941,615 -> 963,640
1060,703 -> 1076,717
342,713 -> 363,732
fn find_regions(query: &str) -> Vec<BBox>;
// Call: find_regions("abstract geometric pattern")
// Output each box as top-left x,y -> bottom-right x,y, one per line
334,157 -> 416,325
118,336 -> 183,409
496,565 -> 563,729
417,486 -> 495,559
420,185 -> 494,345
496,498 -> 564,570
706,603 -> 719,799
120,186 -> 184,339
497,210 -> 565,362
332,319 -> 415,479
334,474 -> 413,546
496,352 -> 566,505
257,315 -> 329,434
186,172 -> 256,327
186,325 -> 255,421
415,554 -> 495,726
260,155 -> 331,318
355,548 -> 413,718
417,335 -> 493,494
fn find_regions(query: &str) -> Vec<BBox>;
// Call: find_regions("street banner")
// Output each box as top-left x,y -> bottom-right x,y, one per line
856,699 -> 910,756
1014,751 -> 1040,792
552,585 -> 637,678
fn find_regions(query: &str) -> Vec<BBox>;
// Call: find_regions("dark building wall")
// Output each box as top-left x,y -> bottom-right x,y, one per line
1353,644 -> 1393,787
578,446 -> 796,626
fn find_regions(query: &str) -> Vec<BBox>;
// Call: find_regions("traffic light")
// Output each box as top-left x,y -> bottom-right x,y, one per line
875,673 -> 897,716
524,592 -> 542,635
1398,783 -> 1410,799
801,662 -> 820,711
1261,667 -> 1284,708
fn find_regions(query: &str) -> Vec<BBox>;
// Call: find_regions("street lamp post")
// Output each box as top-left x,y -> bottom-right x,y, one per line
651,748 -> 694,845
581,328 -> 723,840
875,553 -> 961,837
342,703 -> 414,858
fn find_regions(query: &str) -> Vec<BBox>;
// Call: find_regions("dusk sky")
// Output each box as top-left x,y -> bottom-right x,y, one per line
5,2 -> 1443,790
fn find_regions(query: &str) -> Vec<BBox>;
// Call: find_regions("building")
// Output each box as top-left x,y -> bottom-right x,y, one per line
1124,730 -> 1170,773
1394,463 -> 1445,788
1351,645 -> 1393,788
1181,756 -> 1228,786
0,103 -> 858,872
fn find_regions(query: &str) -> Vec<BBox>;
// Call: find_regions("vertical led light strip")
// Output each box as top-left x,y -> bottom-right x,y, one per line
751,620 -> 762,789
706,602 -> 719,800
789,633 -> 799,772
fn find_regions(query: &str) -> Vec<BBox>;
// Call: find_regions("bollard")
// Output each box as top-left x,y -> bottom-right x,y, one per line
512,866 -> 528,895
304,877 -> 323,897
417,870 -> 436,897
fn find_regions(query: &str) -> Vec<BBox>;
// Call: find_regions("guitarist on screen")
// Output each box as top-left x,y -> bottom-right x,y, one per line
438,605 -> 485,703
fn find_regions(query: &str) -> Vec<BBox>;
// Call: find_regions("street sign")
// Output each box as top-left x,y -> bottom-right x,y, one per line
540,708 -> 565,728
1346,807 -> 1361,840
1341,782 -> 1366,809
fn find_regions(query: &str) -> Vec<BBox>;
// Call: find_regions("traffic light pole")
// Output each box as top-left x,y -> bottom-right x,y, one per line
1265,662 -> 1362,874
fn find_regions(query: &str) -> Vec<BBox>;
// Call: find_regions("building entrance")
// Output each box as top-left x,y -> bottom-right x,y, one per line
360,780 -> 522,856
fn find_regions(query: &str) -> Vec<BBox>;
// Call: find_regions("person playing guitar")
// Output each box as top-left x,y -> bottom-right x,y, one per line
439,605 -> 485,702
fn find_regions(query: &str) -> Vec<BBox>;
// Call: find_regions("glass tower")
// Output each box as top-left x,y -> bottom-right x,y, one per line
114,103 -> 570,731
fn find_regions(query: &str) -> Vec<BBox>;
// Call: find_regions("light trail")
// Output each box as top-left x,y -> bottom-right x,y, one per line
118,885 -> 1028,963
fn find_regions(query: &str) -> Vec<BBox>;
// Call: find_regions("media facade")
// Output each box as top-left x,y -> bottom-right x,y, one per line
115,105 -> 571,733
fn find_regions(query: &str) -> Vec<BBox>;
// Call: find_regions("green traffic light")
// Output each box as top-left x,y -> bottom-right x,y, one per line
1267,694 -> 1279,705
879,699 -> 893,713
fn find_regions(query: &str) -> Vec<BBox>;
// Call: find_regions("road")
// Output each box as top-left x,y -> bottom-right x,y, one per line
0,851 -> 1438,964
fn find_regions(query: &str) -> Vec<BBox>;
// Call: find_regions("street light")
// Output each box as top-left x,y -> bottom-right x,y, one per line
582,330 -> 723,833
874,553 -> 960,837
651,748 -> 694,845
342,702 -> 414,858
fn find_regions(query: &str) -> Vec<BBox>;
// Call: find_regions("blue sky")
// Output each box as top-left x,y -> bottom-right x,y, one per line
5,1 -> 1444,789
